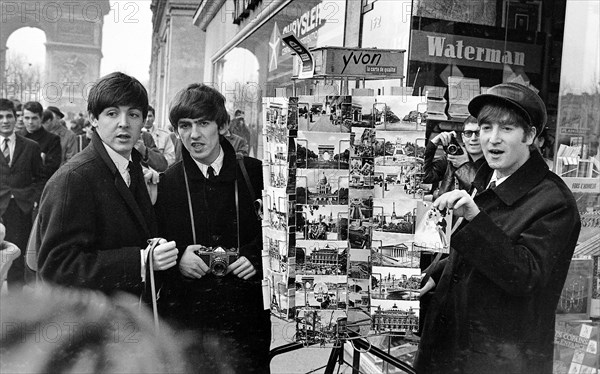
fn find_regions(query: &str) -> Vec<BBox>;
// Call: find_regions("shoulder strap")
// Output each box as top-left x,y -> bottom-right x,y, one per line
236,154 -> 256,202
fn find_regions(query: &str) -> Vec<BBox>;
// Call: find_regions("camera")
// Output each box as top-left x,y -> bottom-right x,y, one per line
443,135 -> 464,155
194,247 -> 239,277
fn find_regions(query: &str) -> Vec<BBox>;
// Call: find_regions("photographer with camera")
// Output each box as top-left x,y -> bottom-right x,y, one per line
154,84 -> 270,374
423,116 -> 485,199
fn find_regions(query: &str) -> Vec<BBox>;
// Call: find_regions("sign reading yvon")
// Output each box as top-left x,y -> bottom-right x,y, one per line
410,31 -> 542,73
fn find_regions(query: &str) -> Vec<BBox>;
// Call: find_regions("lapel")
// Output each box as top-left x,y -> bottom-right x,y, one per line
91,132 -> 150,237
9,135 -> 26,168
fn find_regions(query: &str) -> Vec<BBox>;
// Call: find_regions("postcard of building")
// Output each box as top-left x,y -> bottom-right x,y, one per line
370,299 -> 420,335
295,169 -> 349,205
373,130 -> 426,166
296,131 -> 350,169
295,239 -> 348,277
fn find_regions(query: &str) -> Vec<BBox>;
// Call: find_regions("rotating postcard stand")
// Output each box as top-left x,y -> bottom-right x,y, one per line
263,44 -> 444,373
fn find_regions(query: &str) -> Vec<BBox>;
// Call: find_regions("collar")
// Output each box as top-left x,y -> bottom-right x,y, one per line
0,132 -> 16,143
182,136 -> 238,182
192,145 -> 224,178
101,138 -> 131,174
487,170 -> 509,188
473,150 -> 549,206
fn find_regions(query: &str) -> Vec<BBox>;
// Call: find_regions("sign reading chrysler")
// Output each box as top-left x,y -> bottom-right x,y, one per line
411,31 -> 542,73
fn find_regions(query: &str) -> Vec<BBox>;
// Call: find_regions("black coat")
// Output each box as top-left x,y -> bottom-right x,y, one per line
416,151 -> 581,374
24,127 -> 61,182
37,131 -> 156,295
155,137 -> 270,373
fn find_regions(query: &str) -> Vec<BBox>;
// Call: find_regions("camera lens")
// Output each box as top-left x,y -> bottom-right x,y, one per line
447,144 -> 459,155
211,257 -> 228,277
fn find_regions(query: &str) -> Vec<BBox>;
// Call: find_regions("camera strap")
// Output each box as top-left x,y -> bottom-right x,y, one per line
182,162 -> 241,249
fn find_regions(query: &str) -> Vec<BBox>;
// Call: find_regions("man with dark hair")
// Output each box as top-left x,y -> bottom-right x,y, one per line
0,98 -> 43,291
36,72 -> 178,295
143,105 -> 176,166
13,102 -> 25,135
156,83 -> 271,373
43,105 -> 77,165
22,105 -> 61,183
416,83 -> 581,374
423,115 -> 485,198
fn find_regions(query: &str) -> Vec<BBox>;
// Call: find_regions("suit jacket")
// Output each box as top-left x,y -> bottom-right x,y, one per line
416,151 -> 581,374
0,134 -> 44,216
154,138 -> 271,371
37,131 -> 157,295
24,127 -> 61,182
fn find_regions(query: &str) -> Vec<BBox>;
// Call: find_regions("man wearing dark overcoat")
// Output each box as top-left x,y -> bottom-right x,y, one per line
36,72 -> 178,295
155,84 -> 271,373
0,99 -> 44,291
416,83 -> 581,374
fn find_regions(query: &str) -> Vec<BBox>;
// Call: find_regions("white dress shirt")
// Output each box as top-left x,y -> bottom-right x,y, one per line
192,145 -> 224,178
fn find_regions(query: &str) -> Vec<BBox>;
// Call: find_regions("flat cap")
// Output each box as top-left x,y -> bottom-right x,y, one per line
46,106 -> 65,119
468,82 -> 547,134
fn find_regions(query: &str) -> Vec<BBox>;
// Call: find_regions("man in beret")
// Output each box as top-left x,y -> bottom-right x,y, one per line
44,105 -> 77,165
416,83 -> 581,374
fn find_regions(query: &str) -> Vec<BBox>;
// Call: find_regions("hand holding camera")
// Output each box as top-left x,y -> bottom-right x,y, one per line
432,131 -> 465,156
180,245 -> 210,279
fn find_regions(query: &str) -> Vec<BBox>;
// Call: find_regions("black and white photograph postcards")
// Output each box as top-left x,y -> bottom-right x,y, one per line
296,205 -> 348,241
348,190 -> 374,249
295,308 -> 348,345
263,187 -> 289,232
349,157 -> 375,189
350,95 -> 425,130
297,95 -> 352,133
287,96 -> 299,137
295,131 -> 350,169
351,127 -> 376,158
372,198 -> 418,266
295,169 -> 349,205
347,276 -> 372,337
371,266 -> 421,302
262,234 -> 295,320
263,97 -> 289,145
370,299 -> 419,336
413,201 -> 452,253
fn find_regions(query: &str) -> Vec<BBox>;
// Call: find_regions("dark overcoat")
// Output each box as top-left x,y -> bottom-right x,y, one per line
415,150 -> 581,374
154,137 -> 271,373
37,131 -> 157,295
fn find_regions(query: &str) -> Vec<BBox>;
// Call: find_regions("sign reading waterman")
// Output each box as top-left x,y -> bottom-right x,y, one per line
410,30 -> 542,73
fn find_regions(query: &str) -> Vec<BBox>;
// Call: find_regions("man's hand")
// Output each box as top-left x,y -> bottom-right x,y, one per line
432,131 -> 456,147
228,256 -> 256,280
152,239 -> 179,270
134,139 -> 146,154
419,276 -> 436,298
447,148 -> 469,168
434,189 -> 480,221
179,245 -> 209,279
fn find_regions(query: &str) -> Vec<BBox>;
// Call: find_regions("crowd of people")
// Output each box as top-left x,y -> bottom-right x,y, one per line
0,73 -> 581,374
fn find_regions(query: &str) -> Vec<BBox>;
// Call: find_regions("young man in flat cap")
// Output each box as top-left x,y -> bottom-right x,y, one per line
416,83 -> 581,374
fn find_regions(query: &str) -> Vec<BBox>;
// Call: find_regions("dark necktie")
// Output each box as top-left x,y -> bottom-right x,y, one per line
2,138 -> 10,164
207,166 -> 216,181
488,180 -> 496,190
128,161 -> 138,193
